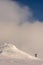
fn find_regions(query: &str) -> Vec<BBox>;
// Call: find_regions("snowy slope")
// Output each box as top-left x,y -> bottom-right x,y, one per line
0,42 -> 40,59
0,42 -> 43,65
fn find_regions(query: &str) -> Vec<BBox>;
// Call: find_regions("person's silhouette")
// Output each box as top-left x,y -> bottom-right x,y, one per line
35,53 -> 37,57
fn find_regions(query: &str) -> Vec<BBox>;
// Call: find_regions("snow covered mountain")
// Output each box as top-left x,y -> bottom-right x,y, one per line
0,42 -> 40,59
0,42 -> 43,65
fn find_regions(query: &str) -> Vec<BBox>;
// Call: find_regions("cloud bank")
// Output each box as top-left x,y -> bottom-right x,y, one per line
0,0 -> 43,58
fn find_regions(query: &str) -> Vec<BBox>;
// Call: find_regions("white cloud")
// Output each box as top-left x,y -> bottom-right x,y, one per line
0,0 -> 43,59
0,0 -> 32,41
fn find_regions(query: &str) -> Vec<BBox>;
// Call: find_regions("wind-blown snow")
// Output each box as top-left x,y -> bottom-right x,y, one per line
0,42 -> 41,60
0,42 -> 43,65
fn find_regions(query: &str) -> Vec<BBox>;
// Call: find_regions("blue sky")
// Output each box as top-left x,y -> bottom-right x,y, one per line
12,0 -> 43,22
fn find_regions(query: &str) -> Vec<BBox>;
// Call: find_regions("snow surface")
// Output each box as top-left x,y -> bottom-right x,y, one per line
0,42 -> 43,65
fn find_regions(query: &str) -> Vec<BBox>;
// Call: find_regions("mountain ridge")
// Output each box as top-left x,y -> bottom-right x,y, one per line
0,42 -> 41,60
